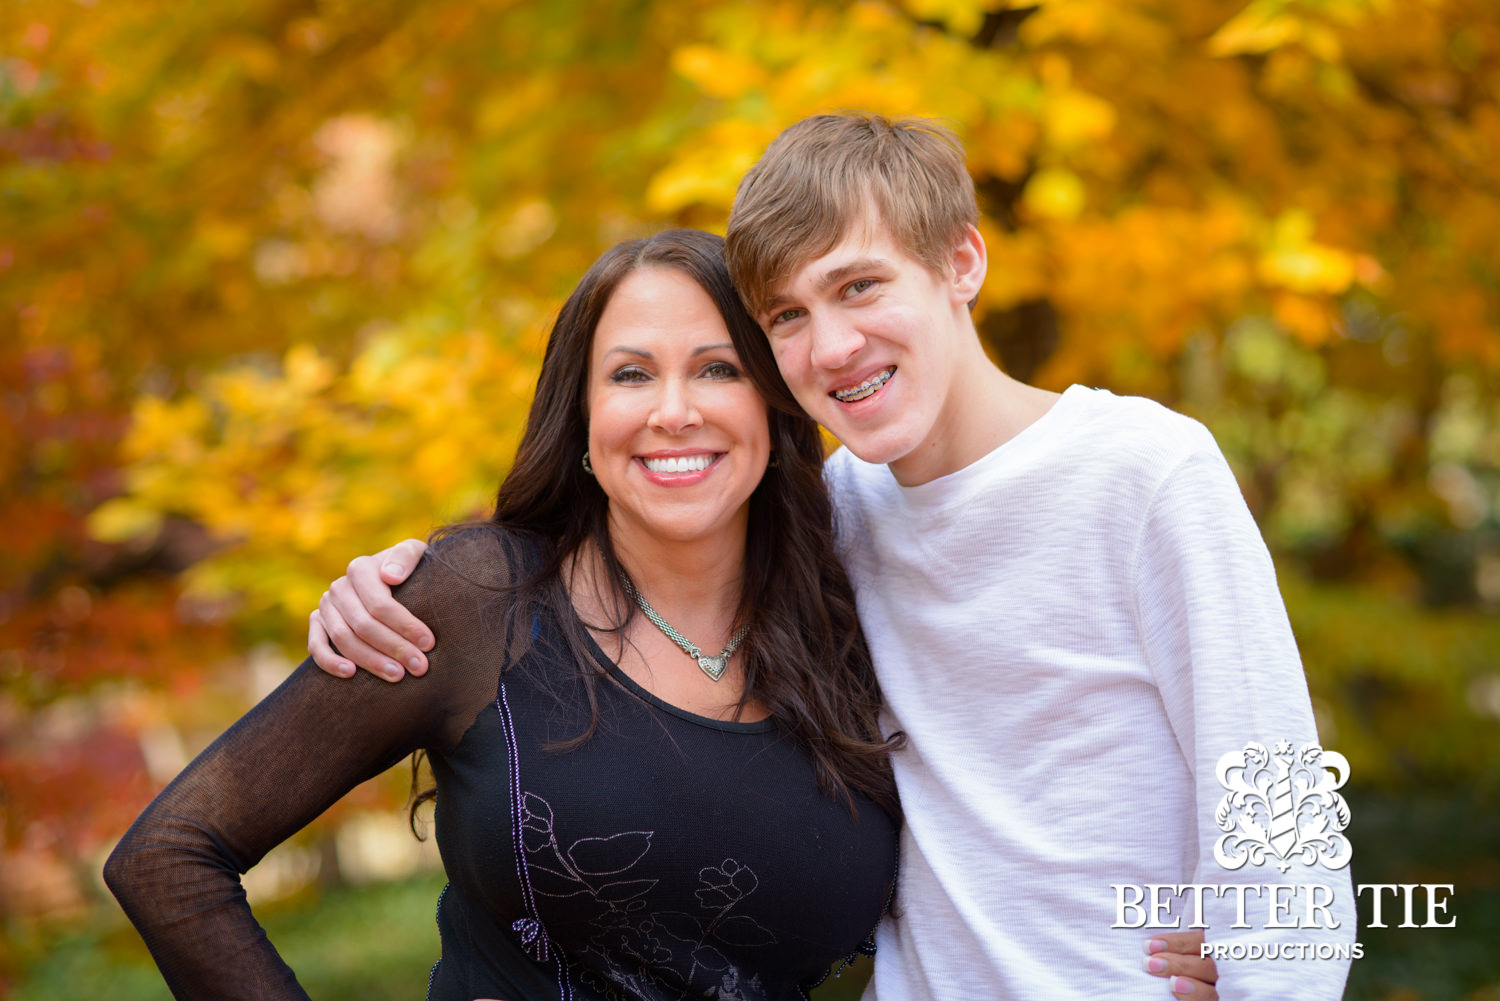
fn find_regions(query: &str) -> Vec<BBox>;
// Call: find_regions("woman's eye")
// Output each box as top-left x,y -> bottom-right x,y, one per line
610,367 -> 649,384
703,361 -> 740,379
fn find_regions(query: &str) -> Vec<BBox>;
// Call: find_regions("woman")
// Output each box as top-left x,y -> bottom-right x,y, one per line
105,230 -> 901,1001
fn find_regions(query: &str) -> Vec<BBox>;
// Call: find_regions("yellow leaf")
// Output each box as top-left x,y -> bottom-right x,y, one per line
1258,211 -> 1356,295
284,344 -> 335,394
671,45 -> 768,100
1022,167 -> 1086,221
646,125 -> 766,214
125,396 -> 211,465
1209,3 -> 1300,57
87,497 -> 165,544
1043,89 -> 1116,150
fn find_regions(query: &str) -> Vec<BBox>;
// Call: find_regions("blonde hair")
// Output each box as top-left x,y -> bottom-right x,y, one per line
725,113 -> 977,318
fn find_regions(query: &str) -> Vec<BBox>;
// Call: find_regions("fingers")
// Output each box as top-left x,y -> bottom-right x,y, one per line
319,574 -> 416,682
1144,951 -> 1218,984
1144,933 -> 1218,1000
308,609 -> 354,678
1162,975 -> 1216,1000
318,583 -> 405,681
1146,930 -> 1214,970
378,538 -> 428,586
306,540 -> 434,683
345,553 -> 434,674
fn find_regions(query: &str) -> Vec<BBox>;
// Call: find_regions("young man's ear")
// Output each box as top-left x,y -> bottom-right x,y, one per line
950,224 -> 987,307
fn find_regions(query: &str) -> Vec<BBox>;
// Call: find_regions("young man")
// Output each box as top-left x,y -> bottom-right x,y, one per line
310,115 -> 1353,999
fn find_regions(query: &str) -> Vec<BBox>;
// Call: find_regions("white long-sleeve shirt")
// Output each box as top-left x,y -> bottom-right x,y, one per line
828,385 -> 1354,1001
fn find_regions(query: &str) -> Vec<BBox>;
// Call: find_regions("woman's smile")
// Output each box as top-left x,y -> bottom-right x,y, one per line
638,451 -> 723,483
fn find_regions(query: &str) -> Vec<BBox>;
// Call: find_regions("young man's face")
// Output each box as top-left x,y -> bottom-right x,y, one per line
756,222 -> 980,481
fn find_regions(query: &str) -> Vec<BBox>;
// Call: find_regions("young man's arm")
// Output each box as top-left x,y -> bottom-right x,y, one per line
1135,428 -> 1355,1001
310,538 -> 432,680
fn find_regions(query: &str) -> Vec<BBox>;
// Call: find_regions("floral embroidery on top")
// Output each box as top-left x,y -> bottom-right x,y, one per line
516,787 -> 780,1000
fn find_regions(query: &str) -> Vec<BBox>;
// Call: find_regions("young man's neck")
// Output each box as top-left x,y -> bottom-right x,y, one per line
887,350 -> 1059,487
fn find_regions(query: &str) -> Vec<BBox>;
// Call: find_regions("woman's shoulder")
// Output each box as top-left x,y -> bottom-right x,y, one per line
394,524 -> 545,626
427,523 -> 543,582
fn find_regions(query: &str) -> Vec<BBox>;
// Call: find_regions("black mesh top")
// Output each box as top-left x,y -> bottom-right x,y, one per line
105,528 -> 899,1001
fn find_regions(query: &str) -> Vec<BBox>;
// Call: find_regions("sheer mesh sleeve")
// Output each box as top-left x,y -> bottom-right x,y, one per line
103,528 -> 524,1001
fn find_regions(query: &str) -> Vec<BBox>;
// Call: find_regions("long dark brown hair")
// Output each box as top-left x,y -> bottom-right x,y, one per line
421,229 -> 900,820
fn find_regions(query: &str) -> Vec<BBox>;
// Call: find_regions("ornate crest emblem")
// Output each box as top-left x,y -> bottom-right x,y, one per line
1214,740 -> 1352,873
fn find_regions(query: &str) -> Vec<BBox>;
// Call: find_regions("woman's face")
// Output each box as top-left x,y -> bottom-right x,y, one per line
586,266 -> 772,552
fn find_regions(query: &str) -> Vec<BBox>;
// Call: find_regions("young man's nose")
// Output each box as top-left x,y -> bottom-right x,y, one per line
808,312 -> 866,371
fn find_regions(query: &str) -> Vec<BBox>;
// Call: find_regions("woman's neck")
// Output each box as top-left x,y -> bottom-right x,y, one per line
566,513 -> 763,723
604,519 -> 747,623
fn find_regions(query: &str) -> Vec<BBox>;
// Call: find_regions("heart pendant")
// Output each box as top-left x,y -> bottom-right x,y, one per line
697,654 -> 728,681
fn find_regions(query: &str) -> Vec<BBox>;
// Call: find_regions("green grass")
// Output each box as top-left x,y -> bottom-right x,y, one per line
9,872 -> 872,1001
12,874 -> 448,1001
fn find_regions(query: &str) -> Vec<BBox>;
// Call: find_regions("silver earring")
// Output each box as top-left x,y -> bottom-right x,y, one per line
581,451 -> 594,475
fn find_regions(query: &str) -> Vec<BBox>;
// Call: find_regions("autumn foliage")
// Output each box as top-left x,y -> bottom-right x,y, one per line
3,0 -> 1498,974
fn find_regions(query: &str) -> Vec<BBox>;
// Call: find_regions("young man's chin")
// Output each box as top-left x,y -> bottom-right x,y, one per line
827,423 -> 919,468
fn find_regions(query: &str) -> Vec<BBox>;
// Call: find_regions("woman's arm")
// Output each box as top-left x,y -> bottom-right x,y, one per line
105,557 -> 461,1000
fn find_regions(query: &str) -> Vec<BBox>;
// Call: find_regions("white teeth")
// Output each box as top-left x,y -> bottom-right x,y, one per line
643,454 -> 715,474
833,367 -> 895,403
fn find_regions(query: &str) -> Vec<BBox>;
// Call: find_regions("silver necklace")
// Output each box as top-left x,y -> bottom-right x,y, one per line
619,575 -> 748,682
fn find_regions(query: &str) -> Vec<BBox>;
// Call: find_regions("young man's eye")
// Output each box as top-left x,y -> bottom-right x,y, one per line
769,308 -> 804,328
845,279 -> 875,297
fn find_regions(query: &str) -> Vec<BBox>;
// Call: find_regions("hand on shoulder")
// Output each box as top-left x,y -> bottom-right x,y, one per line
310,538 -> 431,681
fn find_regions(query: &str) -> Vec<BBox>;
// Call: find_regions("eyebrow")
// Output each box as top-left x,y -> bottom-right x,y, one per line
603,341 -> 736,360
763,258 -> 892,314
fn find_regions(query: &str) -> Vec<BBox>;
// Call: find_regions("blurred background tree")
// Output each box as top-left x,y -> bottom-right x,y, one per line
2,0 -> 1496,998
